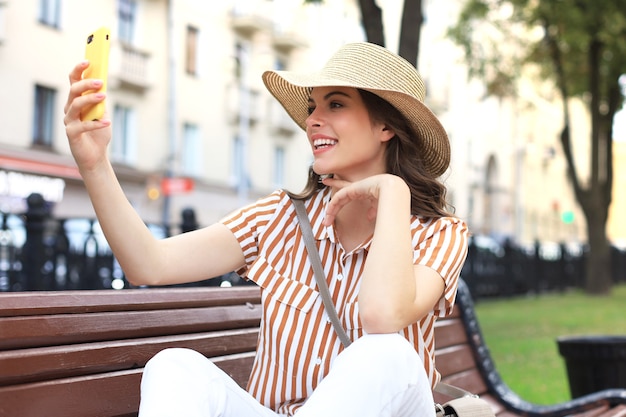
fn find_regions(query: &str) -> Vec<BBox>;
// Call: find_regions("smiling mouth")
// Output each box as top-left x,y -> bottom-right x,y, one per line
313,138 -> 338,149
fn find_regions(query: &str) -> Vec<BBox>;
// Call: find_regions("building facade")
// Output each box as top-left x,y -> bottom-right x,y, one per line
0,0 -> 362,228
0,0 -> 624,247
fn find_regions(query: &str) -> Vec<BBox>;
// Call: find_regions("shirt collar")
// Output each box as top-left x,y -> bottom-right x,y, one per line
312,187 -> 333,242
312,188 -> 372,254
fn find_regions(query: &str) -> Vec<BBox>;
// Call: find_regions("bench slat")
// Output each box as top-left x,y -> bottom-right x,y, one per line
0,328 -> 259,386
0,352 -> 255,417
0,286 -> 261,317
434,344 -> 477,378
434,315 -> 467,349
597,404 -> 626,417
439,369 -> 488,397
0,304 -> 261,350
0,369 -> 141,417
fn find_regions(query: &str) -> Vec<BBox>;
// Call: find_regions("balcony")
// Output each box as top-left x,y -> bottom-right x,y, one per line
267,100 -> 297,136
271,23 -> 307,53
0,2 -> 6,43
272,31 -> 306,53
109,41 -> 152,92
225,83 -> 260,126
230,3 -> 272,36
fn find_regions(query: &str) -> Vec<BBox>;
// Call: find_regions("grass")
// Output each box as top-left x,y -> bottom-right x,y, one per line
473,283 -> 626,405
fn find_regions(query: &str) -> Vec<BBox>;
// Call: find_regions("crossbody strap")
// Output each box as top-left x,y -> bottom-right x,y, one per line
434,382 -> 478,399
292,197 -> 352,348
292,197 -> 481,406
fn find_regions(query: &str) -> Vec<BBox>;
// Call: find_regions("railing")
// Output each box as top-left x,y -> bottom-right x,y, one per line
110,41 -> 152,90
0,193 -> 244,291
461,237 -> 626,298
3,193 -> 626,295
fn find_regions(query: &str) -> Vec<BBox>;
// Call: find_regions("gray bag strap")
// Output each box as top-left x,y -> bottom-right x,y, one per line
434,382 -> 478,399
291,197 -> 352,348
292,197 -> 493,416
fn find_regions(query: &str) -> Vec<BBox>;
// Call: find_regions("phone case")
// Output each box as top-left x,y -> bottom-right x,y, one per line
81,27 -> 111,121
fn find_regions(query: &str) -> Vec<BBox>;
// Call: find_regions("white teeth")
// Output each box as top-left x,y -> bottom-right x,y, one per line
313,139 -> 337,148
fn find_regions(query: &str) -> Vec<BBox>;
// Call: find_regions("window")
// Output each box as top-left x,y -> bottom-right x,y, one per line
0,2 -> 8,42
185,26 -> 199,75
181,123 -> 202,176
273,146 -> 285,187
118,0 -> 136,44
234,42 -> 250,81
111,105 -> 136,164
33,85 -> 56,147
38,0 -> 61,28
274,56 -> 286,71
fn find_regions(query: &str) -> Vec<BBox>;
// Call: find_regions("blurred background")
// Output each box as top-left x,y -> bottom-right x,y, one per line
0,0 -> 625,292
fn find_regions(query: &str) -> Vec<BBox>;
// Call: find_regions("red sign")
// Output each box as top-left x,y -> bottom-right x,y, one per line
161,177 -> 194,195
0,155 -> 81,179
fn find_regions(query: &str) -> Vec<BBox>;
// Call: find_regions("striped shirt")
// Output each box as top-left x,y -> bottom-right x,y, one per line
221,187 -> 468,416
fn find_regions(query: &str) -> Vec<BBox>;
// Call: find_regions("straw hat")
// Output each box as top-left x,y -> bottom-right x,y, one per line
262,42 -> 450,178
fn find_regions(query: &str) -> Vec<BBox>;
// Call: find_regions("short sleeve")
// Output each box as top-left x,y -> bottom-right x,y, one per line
411,217 -> 469,316
220,190 -> 284,276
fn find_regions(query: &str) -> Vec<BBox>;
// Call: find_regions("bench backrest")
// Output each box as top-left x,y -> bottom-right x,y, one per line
0,286 -> 262,417
0,280 -> 555,417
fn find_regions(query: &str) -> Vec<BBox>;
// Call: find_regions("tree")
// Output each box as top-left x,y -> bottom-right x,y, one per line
449,0 -> 626,294
304,0 -> 425,67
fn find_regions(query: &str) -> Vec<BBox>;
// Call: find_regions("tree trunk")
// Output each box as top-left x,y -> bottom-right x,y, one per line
357,0 -> 384,46
579,37 -> 613,295
583,202 -> 612,294
398,0 -> 423,67
545,18 -> 615,295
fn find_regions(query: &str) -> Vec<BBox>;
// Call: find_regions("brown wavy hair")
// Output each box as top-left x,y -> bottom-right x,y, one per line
287,89 -> 453,219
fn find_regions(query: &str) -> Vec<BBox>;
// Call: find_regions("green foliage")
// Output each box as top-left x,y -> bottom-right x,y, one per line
448,0 -> 626,107
475,284 -> 626,404
450,0 -> 626,295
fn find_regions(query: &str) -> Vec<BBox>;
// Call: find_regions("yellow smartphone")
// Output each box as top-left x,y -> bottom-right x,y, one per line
81,27 -> 111,121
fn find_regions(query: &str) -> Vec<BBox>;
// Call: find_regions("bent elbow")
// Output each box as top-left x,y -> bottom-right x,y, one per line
124,272 -> 150,287
359,303 -> 406,334
122,267 -> 161,287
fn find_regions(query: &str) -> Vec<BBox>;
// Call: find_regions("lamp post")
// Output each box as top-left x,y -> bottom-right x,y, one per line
237,41 -> 251,205
162,0 -> 178,235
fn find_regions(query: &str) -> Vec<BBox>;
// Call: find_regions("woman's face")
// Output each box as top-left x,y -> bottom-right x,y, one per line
305,87 -> 394,181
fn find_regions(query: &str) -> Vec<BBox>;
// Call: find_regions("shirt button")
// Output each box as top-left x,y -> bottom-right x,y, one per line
337,274 -> 343,281
315,357 -> 322,366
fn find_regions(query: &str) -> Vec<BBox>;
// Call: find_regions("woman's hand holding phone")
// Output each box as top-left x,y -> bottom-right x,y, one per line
64,28 -> 113,174
81,26 -> 110,121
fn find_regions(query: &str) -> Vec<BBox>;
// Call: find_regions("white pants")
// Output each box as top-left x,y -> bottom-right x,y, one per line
138,333 -> 435,417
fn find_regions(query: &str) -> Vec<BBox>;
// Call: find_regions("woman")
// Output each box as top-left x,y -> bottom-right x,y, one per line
64,42 -> 468,417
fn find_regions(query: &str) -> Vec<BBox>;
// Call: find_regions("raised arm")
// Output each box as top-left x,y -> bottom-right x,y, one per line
322,174 -> 464,333
63,62 -> 244,286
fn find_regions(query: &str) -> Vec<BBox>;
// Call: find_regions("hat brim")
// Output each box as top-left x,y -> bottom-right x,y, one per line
262,70 -> 450,178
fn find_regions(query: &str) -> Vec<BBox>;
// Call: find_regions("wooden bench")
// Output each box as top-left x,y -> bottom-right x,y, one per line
435,280 -> 626,417
0,286 -> 262,417
1,280 -> 626,417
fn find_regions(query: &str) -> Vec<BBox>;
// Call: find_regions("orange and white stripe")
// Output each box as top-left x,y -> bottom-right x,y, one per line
221,188 -> 468,416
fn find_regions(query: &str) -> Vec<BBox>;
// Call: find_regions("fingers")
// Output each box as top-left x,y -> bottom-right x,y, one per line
322,181 -> 362,226
69,60 -> 90,84
64,61 -> 104,119
321,176 -> 349,189
64,62 -> 110,143
64,115 -> 110,144
64,61 -> 89,112
321,176 -> 386,226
